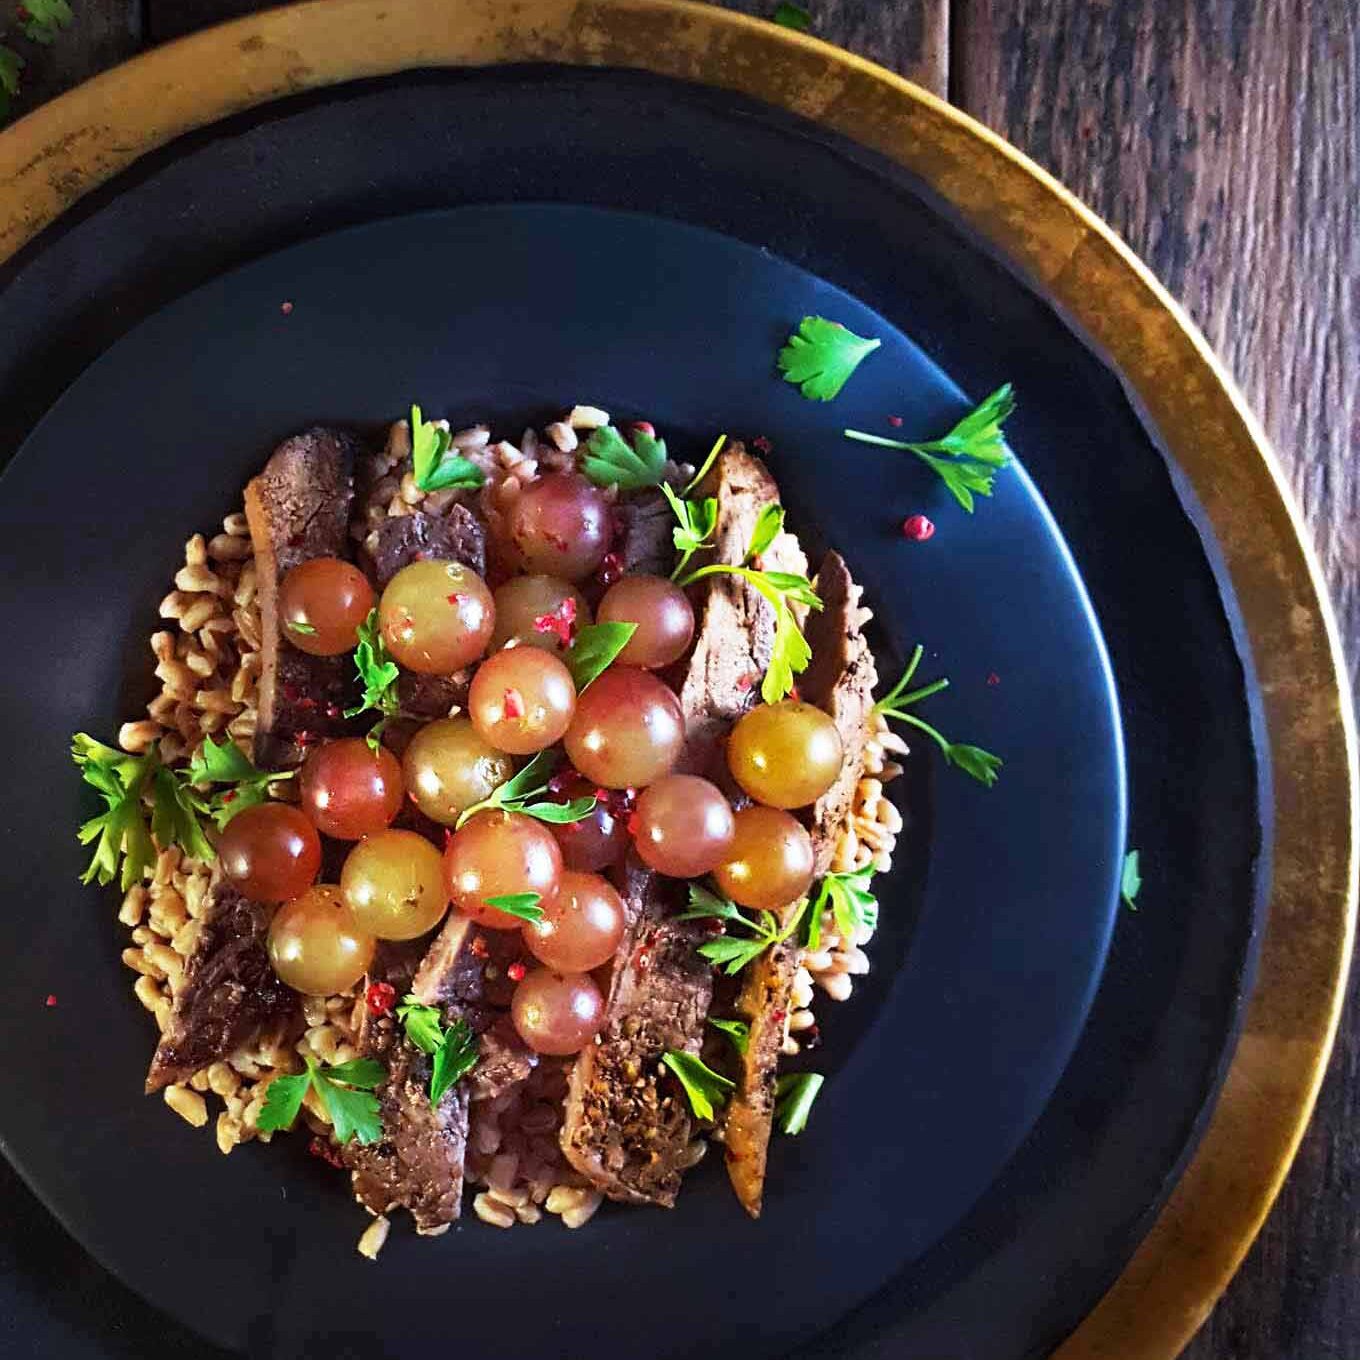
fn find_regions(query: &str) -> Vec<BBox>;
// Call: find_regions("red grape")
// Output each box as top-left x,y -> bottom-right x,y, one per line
277,557 -> 375,657
401,718 -> 514,827
550,788 -> 629,872
378,559 -> 495,674
468,647 -> 577,755
726,700 -> 844,809
267,884 -> 375,995
490,575 -> 591,655
217,802 -> 321,901
713,805 -> 815,912
502,473 -> 613,581
510,968 -> 605,1055
340,829 -> 449,940
631,774 -> 735,877
444,809 -> 563,930
300,738 -> 404,840
597,574 -> 695,669
564,666 -> 685,789
523,870 -> 625,971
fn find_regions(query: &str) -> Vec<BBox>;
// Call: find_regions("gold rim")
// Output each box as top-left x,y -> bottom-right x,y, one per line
2,3 -> 1354,1355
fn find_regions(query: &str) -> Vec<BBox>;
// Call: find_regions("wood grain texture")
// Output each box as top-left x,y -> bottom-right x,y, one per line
954,6 -> 1359,1358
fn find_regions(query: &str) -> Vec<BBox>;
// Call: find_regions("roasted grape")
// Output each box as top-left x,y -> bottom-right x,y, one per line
510,968 -> 606,1055
713,805 -> 815,912
631,774 -> 735,877
217,803 -> 321,902
564,666 -> 685,789
468,647 -> 577,755
523,870 -> 625,972
401,718 -> 514,826
300,738 -> 404,840
378,559 -> 495,674
490,575 -> 590,655
502,473 -> 612,581
726,700 -> 844,809
277,557 -> 375,656
444,809 -> 563,930
597,574 -> 695,669
340,829 -> 449,940
267,884 -> 375,995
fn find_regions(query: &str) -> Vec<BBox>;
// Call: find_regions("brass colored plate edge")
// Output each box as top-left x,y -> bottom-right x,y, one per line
1,3 -> 1355,1356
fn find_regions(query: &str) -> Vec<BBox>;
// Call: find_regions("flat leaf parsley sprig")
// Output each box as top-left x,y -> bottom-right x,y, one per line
410,404 -> 485,493
845,384 -> 1016,512
777,316 -> 881,401
344,609 -> 402,748
804,862 -> 879,952
873,645 -> 1002,786
455,749 -> 596,830
257,1056 -> 384,1145
677,883 -> 806,975
397,996 -> 480,1107
661,1050 -> 735,1121
581,424 -> 669,491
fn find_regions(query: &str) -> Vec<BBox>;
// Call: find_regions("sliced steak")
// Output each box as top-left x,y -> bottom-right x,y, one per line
614,489 -> 675,578
145,874 -> 295,1092
801,551 -> 879,873
366,505 -> 487,588
244,428 -> 359,770
560,863 -> 714,1207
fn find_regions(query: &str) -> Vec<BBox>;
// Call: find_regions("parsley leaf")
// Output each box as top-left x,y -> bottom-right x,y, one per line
773,1 -> 812,30
744,503 -> 785,564
187,734 -> 292,828
707,1017 -> 750,1056
661,1050 -> 735,1121
344,609 -> 401,748
256,1056 -> 383,1145
565,621 -> 638,692
150,765 -> 215,863
286,619 -> 317,637
662,481 -> 718,581
0,45 -> 23,119
455,749 -> 597,829
807,863 -> 879,952
844,384 -> 1016,512
581,425 -> 668,491
20,0 -> 72,44
483,892 -> 545,922
775,1072 -> 824,1134
396,996 -> 446,1055
873,645 -> 1002,787
410,404 -> 485,493
396,996 -> 480,1107
682,433 -> 728,496
777,316 -> 881,401
678,883 -> 805,975
1121,850 -> 1142,911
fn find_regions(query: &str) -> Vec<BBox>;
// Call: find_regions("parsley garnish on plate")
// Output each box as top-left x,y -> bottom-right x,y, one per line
580,424 -> 669,491
661,482 -> 718,581
344,609 -> 402,748
775,1072 -> 824,1134
257,1056 -> 384,1145
396,996 -> 480,1107
186,734 -> 293,828
744,503 -> 785,563
483,892 -> 545,923
844,384 -> 1016,512
678,883 -> 806,975
872,645 -> 1002,786
455,749 -> 596,829
706,1017 -> 751,1056
565,621 -> 638,692
661,1050 -> 735,1121
1121,850 -> 1142,911
682,433 -> 728,496
778,317 -> 881,401
410,404 -> 485,493
805,863 -> 879,952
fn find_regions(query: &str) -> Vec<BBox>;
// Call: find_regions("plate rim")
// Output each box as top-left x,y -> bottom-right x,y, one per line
0,3 -> 1353,1356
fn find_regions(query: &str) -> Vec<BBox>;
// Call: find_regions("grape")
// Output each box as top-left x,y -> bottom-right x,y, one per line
549,781 -> 629,872
468,647 -> 577,755
564,666 -> 685,789
713,805 -> 815,912
378,559 -> 495,674
401,718 -> 514,827
267,884 -> 375,995
631,774 -> 735,877
510,968 -> 606,1055
597,575 -> 695,669
490,575 -> 591,655
277,557 -> 375,657
217,803 -> 321,902
726,700 -> 844,809
523,870 -> 625,971
300,738 -> 404,840
444,809 -> 563,930
340,829 -> 449,940
502,474 -> 613,581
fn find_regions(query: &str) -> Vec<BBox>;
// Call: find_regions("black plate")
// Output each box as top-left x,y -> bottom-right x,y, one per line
0,70 -> 1263,1360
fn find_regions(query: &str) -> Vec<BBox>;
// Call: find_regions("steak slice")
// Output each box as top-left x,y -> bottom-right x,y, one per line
801,551 -> 879,873
243,428 -> 358,770
145,873 -> 295,1092
366,505 -> 487,588
560,862 -> 714,1207
614,489 -> 675,578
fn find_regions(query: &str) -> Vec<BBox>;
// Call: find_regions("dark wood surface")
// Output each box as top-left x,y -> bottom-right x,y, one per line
3,3 -> 1355,1358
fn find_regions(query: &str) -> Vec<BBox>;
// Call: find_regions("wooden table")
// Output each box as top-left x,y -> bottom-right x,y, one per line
5,3 -> 1356,1357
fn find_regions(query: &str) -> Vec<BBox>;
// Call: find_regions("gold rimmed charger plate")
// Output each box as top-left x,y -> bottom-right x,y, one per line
1,3 -> 1354,1355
